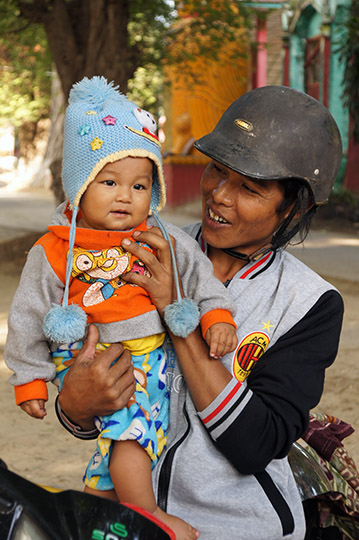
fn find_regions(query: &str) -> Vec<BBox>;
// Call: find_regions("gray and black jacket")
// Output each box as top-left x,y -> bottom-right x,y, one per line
152,222 -> 343,540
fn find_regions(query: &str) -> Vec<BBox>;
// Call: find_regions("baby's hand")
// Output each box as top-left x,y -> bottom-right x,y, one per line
205,323 -> 238,359
20,399 -> 47,419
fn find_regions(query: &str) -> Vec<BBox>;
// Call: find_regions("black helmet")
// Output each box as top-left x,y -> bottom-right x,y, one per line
194,85 -> 342,204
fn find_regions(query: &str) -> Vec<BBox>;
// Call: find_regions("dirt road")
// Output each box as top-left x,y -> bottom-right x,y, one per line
0,257 -> 358,492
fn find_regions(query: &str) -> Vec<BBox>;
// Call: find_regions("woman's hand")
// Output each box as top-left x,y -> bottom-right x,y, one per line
122,228 -> 233,411
121,227 -> 176,316
58,325 -> 135,430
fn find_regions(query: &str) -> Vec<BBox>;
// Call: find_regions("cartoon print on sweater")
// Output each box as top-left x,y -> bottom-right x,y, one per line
70,246 -> 150,307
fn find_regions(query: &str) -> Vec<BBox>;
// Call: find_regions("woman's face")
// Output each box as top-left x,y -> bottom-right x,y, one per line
201,160 -> 287,255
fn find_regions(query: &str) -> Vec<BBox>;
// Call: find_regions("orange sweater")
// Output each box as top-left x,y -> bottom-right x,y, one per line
9,209 -> 236,405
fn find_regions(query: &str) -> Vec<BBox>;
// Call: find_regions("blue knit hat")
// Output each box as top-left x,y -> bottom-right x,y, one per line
43,76 -> 199,344
62,76 -> 165,212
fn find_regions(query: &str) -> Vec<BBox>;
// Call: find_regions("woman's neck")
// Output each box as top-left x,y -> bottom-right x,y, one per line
207,245 -> 248,283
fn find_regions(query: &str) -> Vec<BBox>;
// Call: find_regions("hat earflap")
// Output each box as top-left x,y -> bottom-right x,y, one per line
43,207 -> 87,343
150,181 -> 161,214
152,212 -> 199,337
149,159 -> 166,215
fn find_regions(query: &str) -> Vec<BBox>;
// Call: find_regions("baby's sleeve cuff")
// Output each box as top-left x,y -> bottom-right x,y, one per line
14,379 -> 48,406
200,309 -> 237,339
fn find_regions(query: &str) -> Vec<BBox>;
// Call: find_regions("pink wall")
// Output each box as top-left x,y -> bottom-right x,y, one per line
256,17 -> 267,88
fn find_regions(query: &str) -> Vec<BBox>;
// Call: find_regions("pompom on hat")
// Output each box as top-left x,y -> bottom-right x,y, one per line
43,76 -> 199,344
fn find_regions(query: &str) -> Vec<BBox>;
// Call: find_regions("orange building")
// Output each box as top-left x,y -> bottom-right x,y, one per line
163,7 -> 249,206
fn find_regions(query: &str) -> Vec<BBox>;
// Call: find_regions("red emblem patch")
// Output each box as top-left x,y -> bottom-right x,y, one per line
233,332 -> 270,382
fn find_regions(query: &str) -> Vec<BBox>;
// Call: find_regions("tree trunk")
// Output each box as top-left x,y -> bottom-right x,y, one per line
37,0 -> 136,97
30,71 -> 65,202
18,0 -> 138,203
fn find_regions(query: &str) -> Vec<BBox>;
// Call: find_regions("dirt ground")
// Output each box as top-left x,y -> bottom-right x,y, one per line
0,254 -> 358,493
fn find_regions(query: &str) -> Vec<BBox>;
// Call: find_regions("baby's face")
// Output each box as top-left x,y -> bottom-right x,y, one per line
78,157 -> 153,231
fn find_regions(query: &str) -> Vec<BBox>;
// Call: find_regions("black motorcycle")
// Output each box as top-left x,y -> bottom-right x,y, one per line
0,460 -> 175,540
1,437 -> 358,539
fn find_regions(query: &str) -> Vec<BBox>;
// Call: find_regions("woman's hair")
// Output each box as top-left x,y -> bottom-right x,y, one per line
273,179 -> 318,249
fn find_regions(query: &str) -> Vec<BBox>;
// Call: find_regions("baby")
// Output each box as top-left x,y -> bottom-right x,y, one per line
5,77 -> 238,540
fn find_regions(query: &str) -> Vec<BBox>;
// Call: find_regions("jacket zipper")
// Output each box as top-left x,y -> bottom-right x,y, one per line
255,471 -> 295,536
157,398 -> 294,537
157,401 -> 190,511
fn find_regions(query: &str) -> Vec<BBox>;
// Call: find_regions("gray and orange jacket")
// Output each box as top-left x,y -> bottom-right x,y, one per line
5,203 -> 236,406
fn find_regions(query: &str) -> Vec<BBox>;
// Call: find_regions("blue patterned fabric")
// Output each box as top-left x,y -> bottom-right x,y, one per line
52,341 -> 169,491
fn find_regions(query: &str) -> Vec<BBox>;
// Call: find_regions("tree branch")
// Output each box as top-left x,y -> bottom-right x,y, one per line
18,0 -> 49,23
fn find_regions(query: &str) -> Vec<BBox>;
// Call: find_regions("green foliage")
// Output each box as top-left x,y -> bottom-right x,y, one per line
128,0 -> 175,63
338,0 -> 359,142
164,0 -> 253,79
0,0 -> 52,127
126,0 -> 174,109
126,0 -> 254,115
127,66 -> 164,114
0,0 -> 253,126
126,0 -> 253,103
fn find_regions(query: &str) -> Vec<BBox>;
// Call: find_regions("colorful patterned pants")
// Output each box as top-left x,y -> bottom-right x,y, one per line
52,334 -> 169,491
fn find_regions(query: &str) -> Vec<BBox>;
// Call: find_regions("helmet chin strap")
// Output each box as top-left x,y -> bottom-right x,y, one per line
222,244 -> 273,263
221,248 -> 250,262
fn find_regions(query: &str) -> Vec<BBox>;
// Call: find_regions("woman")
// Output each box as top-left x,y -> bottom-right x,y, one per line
57,86 -> 344,539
